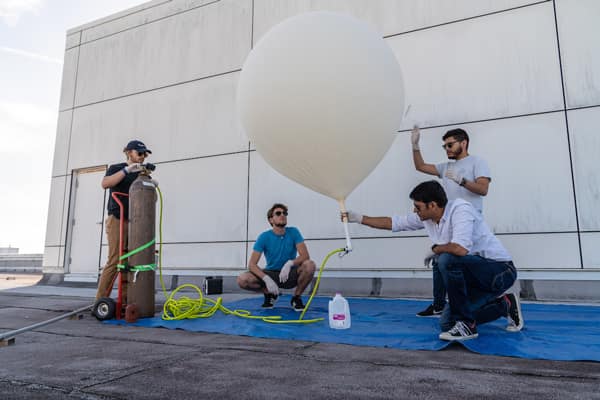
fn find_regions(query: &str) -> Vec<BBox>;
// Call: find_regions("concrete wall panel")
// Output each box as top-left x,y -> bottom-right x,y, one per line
58,48 -> 79,111
44,176 -> 68,247
253,0 -> 543,42
74,0 -> 251,106
447,113 -> 576,233
80,0 -> 216,43
304,237 -> 432,271
159,242 -> 246,270
502,233 -> 580,269
581,233 -> 600,268
52,110 -> 72,177
68,72 -> 246,170
153,153 -> 248,243
390,2 -> 563,130
567,107 -> 600,230
42,246 -> 61,270
555,0 -> 600,108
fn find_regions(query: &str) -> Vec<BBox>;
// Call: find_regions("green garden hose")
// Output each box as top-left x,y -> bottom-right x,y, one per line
151,186 -> 344,324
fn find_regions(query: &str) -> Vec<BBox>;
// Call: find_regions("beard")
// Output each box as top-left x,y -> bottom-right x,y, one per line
274,223 -> 287,228
447,149 -> 461,160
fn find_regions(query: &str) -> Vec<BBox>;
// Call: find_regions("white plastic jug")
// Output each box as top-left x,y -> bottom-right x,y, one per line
328,293 -> 351,329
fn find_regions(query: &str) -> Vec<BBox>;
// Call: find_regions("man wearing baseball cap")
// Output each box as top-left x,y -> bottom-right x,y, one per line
95,140 -> 152,302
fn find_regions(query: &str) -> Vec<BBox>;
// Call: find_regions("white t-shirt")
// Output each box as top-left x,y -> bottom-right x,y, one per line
391,199 -> 511,262
436,155 -> 491,213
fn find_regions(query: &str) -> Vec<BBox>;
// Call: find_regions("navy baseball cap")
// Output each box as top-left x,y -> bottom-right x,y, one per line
124,140 -> 152,154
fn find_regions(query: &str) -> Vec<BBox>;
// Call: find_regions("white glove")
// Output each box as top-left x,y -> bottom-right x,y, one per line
411,125 -> 420,151
445,168 -> 464,185
124,163 -> 143,174
343,210 -> 363,224
262,275 -> 279,295
279,260 -> 294,283
151,178 -> 159,187
423,251 -> 437,268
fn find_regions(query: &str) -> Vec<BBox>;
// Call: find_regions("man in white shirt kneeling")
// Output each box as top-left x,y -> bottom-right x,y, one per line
344,180 -> 524,341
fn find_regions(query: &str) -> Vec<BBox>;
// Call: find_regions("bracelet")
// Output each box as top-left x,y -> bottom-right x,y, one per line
431,244 -> 438,251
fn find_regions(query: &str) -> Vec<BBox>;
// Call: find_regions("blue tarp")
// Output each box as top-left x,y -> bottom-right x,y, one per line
105,296 -> 600,362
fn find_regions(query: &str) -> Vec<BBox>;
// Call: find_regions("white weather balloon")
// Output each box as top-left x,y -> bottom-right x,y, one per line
238,12 -> 404,248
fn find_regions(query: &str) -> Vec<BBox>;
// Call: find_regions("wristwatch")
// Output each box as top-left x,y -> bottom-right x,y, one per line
459,177 -> 467,186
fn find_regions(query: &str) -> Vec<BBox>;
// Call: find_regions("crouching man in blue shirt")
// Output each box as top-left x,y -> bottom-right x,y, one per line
237,203 -> 316,311
344,181 -> 524,341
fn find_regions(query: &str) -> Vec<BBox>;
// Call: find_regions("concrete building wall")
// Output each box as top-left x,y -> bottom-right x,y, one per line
44,0 -> 600,295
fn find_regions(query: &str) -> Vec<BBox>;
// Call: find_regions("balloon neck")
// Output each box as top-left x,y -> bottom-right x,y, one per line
338,198 -> 352,253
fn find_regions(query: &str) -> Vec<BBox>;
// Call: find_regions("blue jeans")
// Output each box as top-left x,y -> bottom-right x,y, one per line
436,254 -> 516,329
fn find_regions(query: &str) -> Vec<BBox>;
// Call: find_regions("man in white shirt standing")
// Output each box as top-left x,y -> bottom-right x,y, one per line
344,181 -> 523,341
411,127 -> 491,317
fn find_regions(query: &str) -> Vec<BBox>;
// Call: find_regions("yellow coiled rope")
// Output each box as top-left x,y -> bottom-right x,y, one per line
154,186 -> 344,324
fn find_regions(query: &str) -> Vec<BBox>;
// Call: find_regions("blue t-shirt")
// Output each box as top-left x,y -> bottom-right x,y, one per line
253,227 -> 304,271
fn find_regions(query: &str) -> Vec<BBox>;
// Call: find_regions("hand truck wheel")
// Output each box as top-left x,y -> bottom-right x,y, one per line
92,297 -> 116,321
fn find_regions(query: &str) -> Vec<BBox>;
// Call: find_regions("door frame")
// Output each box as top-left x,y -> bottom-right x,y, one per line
63,165 -> 107,282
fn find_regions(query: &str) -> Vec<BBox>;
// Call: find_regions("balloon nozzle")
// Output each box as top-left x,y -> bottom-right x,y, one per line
338,245 -> 352,258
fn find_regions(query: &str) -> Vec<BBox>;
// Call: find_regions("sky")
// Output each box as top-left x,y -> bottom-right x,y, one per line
0,0 -> 147,253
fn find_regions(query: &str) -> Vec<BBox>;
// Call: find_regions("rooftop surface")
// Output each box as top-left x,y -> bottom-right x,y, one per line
1,274 -> 599,399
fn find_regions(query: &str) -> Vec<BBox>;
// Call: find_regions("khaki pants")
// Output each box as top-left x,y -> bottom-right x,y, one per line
96,215 -> 128,300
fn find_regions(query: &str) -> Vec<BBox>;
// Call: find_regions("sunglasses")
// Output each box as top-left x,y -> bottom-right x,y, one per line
273,210 -> 288,217
136,151 -> 148,157
413,202 -> 432,212
442,141 -> 460,149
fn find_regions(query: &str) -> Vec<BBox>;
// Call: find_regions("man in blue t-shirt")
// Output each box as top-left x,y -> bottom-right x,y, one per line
237,203 -> 316,310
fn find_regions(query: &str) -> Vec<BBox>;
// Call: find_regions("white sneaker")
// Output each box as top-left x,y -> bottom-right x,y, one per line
439,321 -> 479,341
504,293 -> 524,332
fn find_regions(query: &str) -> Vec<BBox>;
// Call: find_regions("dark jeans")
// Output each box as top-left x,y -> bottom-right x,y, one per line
436,254 -> 516,328
431,254 -> 446,309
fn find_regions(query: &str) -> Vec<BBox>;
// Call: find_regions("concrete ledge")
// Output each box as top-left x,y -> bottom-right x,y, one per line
29,272 -> 600,303
158,275 -> 600,303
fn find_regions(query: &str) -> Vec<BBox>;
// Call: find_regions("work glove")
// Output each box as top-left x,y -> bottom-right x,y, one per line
124,163 -> 143,174
445,168 -> 464,185
423,251 -> 437,268
262,275 -> 279,295
342,210 -> 363,224
411,125 -> 420,151
279,260 -> 294,283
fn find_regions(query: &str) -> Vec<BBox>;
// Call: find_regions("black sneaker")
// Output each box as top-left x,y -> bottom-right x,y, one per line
290,296 -> 305,312
416,303 -> 444,317
439,321 -> 478,341
261,293 -> 278,309
505,293 -> 524,332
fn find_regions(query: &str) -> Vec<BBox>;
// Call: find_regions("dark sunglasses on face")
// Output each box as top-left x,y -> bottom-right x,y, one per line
273,211 -> 288,216
414,202 -> 431,212
443,141 -> 460,149
136,151 -> 148,157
